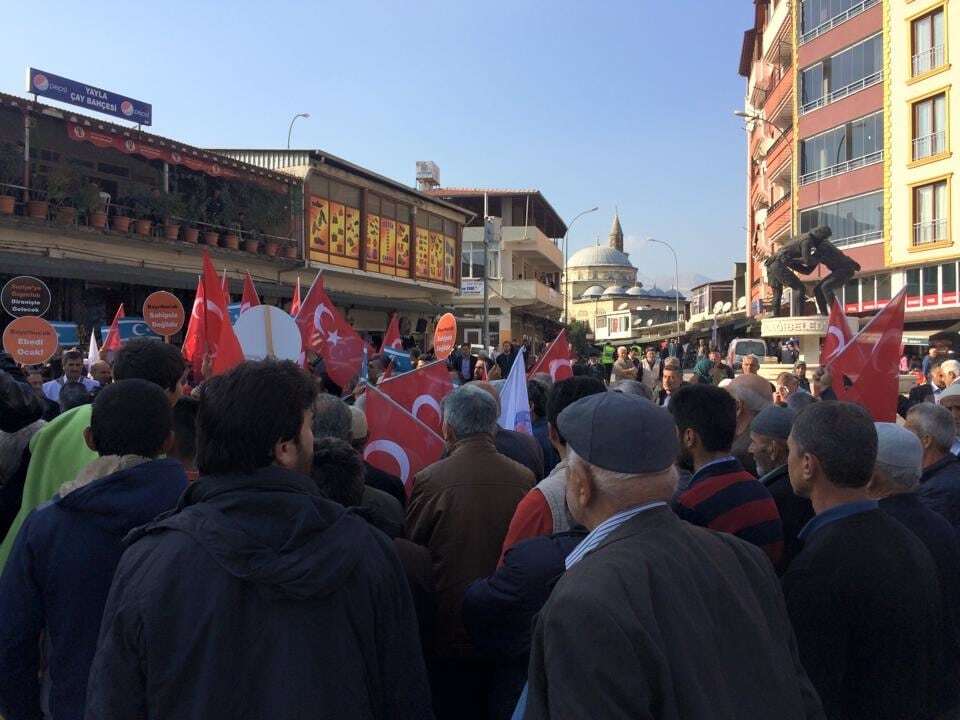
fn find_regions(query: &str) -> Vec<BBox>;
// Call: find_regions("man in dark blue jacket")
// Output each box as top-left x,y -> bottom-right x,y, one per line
907,403 -> 960,529
85,360 -> 431,720
0,379 -> 186,720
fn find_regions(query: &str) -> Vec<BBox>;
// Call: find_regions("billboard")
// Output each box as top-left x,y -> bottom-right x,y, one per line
27,68 -> 152,126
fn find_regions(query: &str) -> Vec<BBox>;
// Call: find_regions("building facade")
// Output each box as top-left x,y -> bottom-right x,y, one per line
424,188 -> 565,346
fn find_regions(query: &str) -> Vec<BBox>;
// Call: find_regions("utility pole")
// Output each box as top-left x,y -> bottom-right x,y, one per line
482,193 -> 489,349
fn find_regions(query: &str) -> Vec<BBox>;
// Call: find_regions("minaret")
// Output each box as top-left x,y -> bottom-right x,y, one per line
608,212 -> 624,252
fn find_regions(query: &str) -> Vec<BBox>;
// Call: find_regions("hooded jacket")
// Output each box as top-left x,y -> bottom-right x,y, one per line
0,456 -> 187,720
85,466 -> 431,720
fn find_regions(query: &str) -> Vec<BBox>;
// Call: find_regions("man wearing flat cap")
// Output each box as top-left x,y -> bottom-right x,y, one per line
522,392 -> 823,720
749,405 -> 813,572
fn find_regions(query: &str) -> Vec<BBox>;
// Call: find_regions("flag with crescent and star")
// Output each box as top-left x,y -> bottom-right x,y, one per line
182,277 -> 206,378
380,313 -> 403,353
528,329 -> 574,382
100,304 -> 126,354
363,384 -> 445,496
819,299 -> 854,368
240,273 -> 260,314
826,289 -> 906,422
201,252 -> 245,376
295,273 -> 368,388
377,359 -> 452,435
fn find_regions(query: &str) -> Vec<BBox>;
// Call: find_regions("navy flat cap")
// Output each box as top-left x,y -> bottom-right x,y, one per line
750,405 -> 795,441
557,391 -> 679,473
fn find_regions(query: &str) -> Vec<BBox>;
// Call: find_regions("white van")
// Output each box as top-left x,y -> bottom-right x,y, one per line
727,338 -> 768,371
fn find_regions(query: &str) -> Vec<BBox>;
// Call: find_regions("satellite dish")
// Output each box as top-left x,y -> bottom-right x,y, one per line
618,302 -> 629,310
737,296 -> 747,310
713,301 -> 724,314
646,318 -> 654,326
722,301 -> 733,313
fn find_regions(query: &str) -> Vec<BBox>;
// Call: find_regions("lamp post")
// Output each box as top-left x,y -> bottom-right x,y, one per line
286,113 -> 310,150
563,206 -> 599,325
733,110 -> 786,141
646,237 -> 682,341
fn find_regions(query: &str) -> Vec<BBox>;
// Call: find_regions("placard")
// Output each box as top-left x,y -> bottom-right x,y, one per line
1,276 -> 51,318
2,315 -> 59,365
233,306 -> 302,362
433,313 -> 457,360
142,291 -> 185,337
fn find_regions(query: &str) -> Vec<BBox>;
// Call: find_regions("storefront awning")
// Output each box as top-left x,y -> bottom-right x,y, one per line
903,322 -> 960,346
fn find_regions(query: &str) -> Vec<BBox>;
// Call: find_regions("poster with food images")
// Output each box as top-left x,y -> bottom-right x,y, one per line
380,218 -> 396,267
415,228 -> 430,277
309,196 -> 329,251
444,236 -> 456,283
366,214 -> 381,263
345,206 -> 361,258
396,223 -> 410,269
329,202 -> 346,255
429,232 -> 443,281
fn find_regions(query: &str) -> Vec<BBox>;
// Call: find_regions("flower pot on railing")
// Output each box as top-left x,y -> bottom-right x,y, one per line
0,195 -> 14,215
182,227 -> 199,243
56,207 -> 77,225
222,233 -> 240,250
203,230 -> 220,246
283,244 -> 299,259
264,240 -> 280,257
242,237 -> 260,253
27,200 -> 49,219
163,221 -> 181,241
112,215 -> 131,233
89,210 -> 107,229
134,219 -> 153,236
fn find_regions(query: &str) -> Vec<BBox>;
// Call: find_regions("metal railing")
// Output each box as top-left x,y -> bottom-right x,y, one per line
800,0 -> 880,45
914,219 -> 948,246
912,45 -> 946,77
768,191 -> 792,214
913,131 -> 947,161
801,71 -> 882,114
799,150 -> 883,185
833,230 -> 883,247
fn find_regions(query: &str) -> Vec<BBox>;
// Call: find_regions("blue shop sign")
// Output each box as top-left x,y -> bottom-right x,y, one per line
49,322 -> 79,347
27,68 -> 152,126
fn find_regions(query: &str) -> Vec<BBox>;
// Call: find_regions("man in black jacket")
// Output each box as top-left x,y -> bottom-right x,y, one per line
783,401 -> 945,720
907,402 -> 960,528
85,361 -> 431,720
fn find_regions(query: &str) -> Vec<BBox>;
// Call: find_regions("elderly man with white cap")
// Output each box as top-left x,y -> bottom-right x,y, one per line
938,382 -> 960,456
868,423 -> 960,717
522,392 -> 823,720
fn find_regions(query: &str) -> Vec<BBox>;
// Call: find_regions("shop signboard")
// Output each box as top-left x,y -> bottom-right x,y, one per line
460,279 -> 483,297
27,67 -> 152,125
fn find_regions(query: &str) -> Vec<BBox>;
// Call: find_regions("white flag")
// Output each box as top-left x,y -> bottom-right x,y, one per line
87,329 -> 101,366
498,349 -> 532,435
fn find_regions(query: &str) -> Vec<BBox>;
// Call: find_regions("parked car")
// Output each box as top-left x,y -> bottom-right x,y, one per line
727,338 -> 768,371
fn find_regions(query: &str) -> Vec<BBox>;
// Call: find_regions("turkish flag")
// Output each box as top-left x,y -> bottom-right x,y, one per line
378,359 -> 453,435
182,278 -> 206,378
819,299 -> 854,367
528,329 -> 574,381
363,384 -> 445,495
101,304 -> 125,353
827,289 -> 906,422
290,277 -> 302,317
381,313 -> 402,353
295,273 -> 366,388
201,252 -> 245,376
240,272 -> 260,314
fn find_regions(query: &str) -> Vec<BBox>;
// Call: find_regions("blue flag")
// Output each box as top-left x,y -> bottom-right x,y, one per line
498,349 -> 532,434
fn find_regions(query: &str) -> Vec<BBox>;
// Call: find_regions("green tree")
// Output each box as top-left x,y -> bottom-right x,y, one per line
565,320 -> 591,358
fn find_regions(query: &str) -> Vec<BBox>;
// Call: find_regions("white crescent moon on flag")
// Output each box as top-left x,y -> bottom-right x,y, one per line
191,297 -> 203,321
205,300 -> 224,320
313,304 -> 334,333
824,326 -> 845,360
412,394 -> 442,424
548,359 -> 570,380
364,440 -> 411,483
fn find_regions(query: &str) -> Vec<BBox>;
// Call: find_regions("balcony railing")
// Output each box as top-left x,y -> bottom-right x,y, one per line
914,219 -> 948,246
768,191 -> 792,214
800,0 -> 880,45
834,230 -> 883,247
801,71 -> 882,114
912,45 -> 946,77
799,150 -> 883,185
913,131 -> 947,161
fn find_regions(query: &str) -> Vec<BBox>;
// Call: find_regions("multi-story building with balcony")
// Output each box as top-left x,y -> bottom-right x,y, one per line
425,188 -> 566,346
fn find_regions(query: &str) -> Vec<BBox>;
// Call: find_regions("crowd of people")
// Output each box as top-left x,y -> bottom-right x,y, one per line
1,334 -> 960,719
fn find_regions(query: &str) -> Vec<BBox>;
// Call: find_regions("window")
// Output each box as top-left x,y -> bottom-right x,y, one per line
843,278 -> 860,313
801,0 -> 880,43
460,241 -> 499,279
912,7 -> 946,77
923,265 -> 940,305
800,34 -> 882,112
913,180 -> 948,245
800,192 -> 883,246
876,274 -> 891,303
943,262 -> 958,304
913,93 -> 947,161
800,112 -> 882,182
906,268 -> 922,307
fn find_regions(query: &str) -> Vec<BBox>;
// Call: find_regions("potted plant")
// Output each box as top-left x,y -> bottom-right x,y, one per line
76,182 -> 105,229
128,189 -> 157,237
47,164 -> 84,225
218,185 -> 240,250
0,143 -> 23,215
161,193 -> 186,241
111,194 -> 132,233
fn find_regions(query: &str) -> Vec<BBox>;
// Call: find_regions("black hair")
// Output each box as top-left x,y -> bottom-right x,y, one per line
113,339 -> 186,393
196,360 -> 318,475
62,348 -> 83,362
171,396 -> 199,464
670,384 -> 736,452
311,436 -> 365,507
790,401 -> 877,488
527,380 -> 548,420
91,379 -> 171,457
59,381 -> 91,412
547,376 -> 606,444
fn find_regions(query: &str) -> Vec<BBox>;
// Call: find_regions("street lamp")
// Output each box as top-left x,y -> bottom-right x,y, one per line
563,206 -> 599,324
733,110 -> 786,143
646,237 -> 682,341
287,113 -> 310,150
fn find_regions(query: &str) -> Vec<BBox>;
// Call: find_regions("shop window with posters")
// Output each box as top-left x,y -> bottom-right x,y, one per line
308,179 -> 361,268
396,205 -> 411,278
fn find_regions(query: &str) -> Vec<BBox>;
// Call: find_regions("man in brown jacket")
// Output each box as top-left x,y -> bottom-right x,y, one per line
406,384 -> 534,720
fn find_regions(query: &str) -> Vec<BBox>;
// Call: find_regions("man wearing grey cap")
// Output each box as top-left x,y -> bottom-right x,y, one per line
938,381 -> 960,456
748,405 -> 813,572
523,392 -> 823,720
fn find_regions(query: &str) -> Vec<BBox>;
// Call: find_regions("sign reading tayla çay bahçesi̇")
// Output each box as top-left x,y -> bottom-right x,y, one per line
1,276 -> 51,318
142,291 -> 185,337
26,68 -> 152,126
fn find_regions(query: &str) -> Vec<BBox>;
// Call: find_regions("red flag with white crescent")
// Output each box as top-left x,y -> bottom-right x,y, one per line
202,252 -> 245,376
240,272 -> 260,314
295,273 -> 367,388
378,359 -> 453,435
182,277 -> 206,379
528,328 -> 574,382
380,313 -> 403,353
819,299 -> 854,368
363,384 -> 445,496
290,277 -> 302,317
101,304 -> 126,353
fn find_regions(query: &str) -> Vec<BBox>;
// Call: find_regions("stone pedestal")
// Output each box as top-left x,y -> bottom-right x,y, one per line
760,314 -> 859,367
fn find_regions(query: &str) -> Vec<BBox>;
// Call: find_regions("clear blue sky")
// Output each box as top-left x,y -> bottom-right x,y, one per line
4,1 -> 753,286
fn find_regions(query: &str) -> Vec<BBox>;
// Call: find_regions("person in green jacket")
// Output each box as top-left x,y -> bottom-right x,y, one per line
0,340 -> 186,571
601,343 -> 615,385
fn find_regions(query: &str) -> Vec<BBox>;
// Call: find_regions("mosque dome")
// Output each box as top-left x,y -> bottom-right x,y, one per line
568,245 -> 633,269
